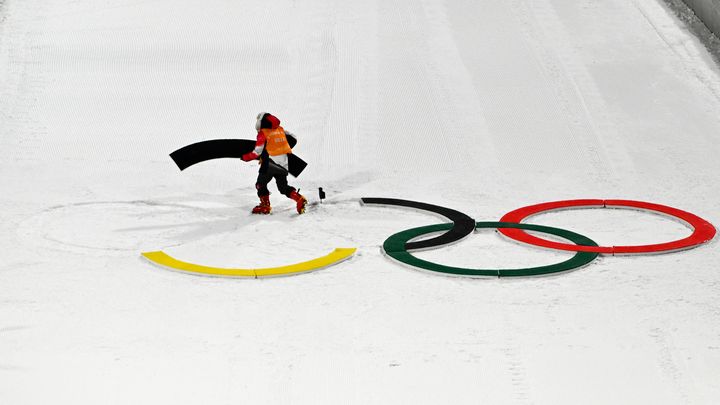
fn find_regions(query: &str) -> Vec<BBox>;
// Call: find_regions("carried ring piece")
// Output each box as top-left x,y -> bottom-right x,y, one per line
499,199 -> 716,254
383,222 -> 599,277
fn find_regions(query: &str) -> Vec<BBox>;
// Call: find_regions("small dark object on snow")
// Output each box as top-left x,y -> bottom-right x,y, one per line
319,187 -> 326,203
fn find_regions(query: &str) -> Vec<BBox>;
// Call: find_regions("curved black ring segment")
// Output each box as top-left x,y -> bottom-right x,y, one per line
361,197 -> 475,251
170,139 -> 256,170
169,138 -> 306,177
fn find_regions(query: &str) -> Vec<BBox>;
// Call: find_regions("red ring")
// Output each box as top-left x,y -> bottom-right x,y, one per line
499,199 -> 716,254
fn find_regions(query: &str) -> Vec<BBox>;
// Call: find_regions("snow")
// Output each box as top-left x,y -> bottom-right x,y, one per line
2,0 -> 720,403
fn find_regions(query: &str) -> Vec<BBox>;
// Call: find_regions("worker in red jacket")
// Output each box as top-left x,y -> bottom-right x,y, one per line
242,112 -> 308,214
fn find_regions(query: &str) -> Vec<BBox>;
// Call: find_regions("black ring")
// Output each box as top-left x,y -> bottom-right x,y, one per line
361,197 -> 475,250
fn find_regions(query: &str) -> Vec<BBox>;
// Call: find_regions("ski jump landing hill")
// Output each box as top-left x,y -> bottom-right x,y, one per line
3,1 -> 720,404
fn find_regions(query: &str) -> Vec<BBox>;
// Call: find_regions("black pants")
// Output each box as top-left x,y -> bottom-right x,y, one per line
255,162 -> 296,197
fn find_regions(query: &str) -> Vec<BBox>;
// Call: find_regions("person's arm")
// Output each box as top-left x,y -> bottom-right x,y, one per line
242,131 -> 266,161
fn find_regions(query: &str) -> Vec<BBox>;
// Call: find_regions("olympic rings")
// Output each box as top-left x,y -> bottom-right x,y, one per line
499,199 -> 717,254
383,222 -> 599,277
141,195 -> 715,278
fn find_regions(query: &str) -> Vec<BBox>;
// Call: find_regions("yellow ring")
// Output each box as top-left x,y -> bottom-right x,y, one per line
141,248 -> 357,278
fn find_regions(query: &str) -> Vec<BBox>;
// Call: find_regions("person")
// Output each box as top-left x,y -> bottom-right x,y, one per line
241,112 -> 308,214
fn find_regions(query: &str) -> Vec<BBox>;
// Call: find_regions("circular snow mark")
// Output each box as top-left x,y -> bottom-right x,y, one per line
17,201 -> 228,255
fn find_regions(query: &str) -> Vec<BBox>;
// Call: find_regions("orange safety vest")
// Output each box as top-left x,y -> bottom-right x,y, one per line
261,127 -> 292,156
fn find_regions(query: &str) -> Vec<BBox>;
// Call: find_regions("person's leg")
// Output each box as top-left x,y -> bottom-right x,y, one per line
273,173 -> 295,197
255,171 -> 272,197
252,171 -> 273,214
273,173 -> 307,214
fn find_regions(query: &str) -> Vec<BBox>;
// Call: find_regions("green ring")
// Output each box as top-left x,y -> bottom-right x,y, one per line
383,222 -> 599,277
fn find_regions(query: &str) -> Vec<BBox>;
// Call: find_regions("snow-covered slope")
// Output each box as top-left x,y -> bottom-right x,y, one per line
2,0 -> 720,403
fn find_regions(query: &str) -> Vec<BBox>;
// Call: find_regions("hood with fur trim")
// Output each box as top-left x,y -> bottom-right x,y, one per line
255,112 -> 281,131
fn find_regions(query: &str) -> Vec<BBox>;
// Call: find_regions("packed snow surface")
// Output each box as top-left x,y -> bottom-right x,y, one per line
2,0 -> 720,403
